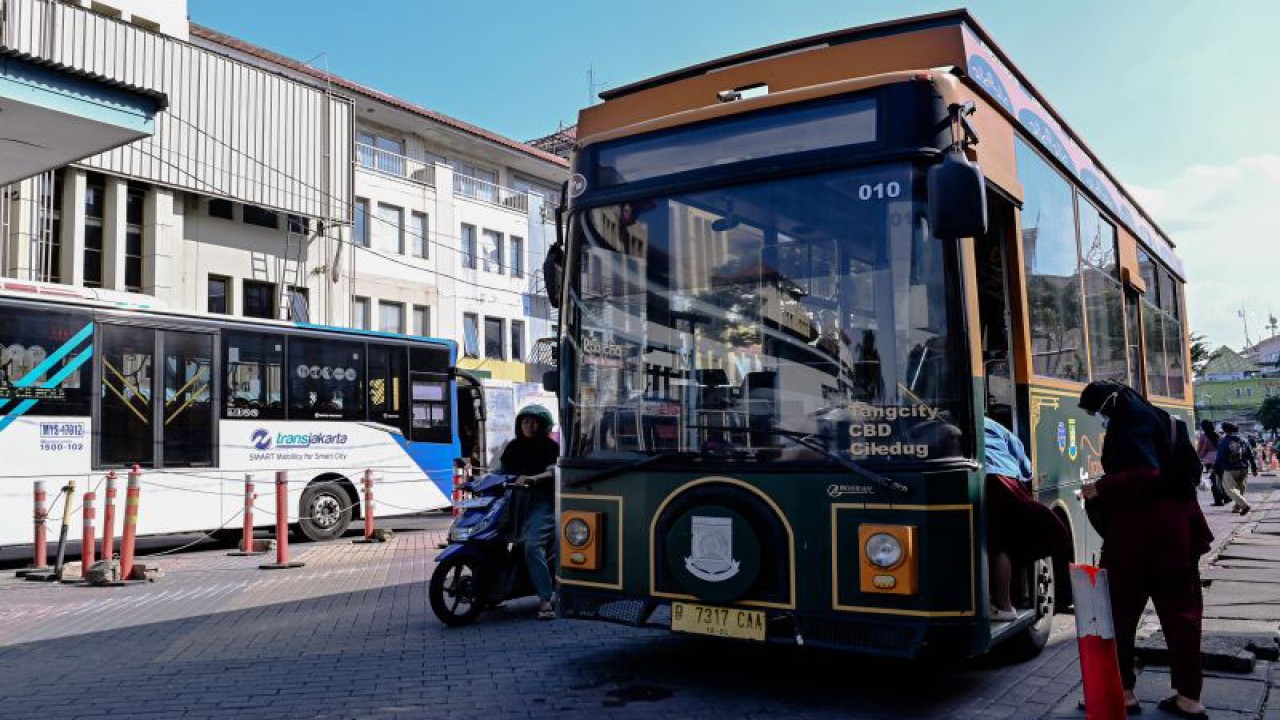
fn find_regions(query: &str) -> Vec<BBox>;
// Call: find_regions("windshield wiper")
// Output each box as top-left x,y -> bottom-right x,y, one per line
566,451 -> 704,489
687,424 -> 911,496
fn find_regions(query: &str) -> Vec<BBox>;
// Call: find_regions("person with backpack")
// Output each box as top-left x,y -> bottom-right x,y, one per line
1078,380 -> 1213,719
1213,422 -> 1258,515
1196,420 -> 1229,506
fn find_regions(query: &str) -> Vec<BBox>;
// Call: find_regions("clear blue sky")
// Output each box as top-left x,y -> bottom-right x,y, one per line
189,0 -> 1280,348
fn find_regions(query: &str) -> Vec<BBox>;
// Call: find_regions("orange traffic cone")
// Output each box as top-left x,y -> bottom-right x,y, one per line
1070,564 -> 1128,720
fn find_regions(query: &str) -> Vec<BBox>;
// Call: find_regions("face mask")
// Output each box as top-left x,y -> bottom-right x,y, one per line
1100,416 -> 1109,430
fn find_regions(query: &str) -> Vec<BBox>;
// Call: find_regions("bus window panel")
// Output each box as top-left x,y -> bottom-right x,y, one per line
410,346 -> 450,374
1083,267 -> 1127,383
1143,301 -> 1169,397
1016,138 -> 1086,381
1138,249 -> 1159,304
0,309 -> 93,416
223,331 -> 284,420
101,325 -> 155,467
410,373 -> 451,443
288,337 -> 365,421
1077,198 -> 1118,274
1124,294 -> 1142,389
368,344 -> 408,431
1163,312 -> 1186,398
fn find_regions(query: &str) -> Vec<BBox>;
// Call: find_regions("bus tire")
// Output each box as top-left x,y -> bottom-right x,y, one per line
298,482 -> 352,542
429,555 -> 484,627
1003,558 -> 1055,660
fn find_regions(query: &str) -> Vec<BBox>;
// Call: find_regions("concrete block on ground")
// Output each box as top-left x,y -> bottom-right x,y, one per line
84,559 -> 120,584
241,538 -> 275,552
1137,630 -> 1256,673
128,563 -> 163,582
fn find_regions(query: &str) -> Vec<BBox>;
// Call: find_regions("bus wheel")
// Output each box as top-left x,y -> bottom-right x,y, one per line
298,482 -> 352,542
1004,558 -> 1055,660
430,555 -> 484,626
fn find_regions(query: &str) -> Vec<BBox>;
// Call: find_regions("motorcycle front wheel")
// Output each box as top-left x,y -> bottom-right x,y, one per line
429,555 -> 485,627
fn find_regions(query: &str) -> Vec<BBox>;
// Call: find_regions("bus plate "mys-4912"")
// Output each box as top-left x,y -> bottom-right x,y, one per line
671,602 -> 765,641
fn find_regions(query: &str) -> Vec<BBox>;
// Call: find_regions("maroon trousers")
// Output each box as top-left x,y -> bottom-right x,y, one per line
1103,558 -> 1204,699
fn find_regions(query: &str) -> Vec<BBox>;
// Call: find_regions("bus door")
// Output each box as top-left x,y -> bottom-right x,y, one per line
974,191 -> 1023,436
98,325 -> 216,468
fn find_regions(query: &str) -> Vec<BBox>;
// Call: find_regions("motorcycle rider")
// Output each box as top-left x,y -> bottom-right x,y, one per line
496,405 -> 560,620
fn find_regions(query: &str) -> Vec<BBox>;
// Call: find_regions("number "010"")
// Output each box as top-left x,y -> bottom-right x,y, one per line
857,182 -> 902,201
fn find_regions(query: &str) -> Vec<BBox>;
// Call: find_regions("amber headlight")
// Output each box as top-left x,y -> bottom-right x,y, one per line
564,518 -> 591,548
865,532 -> 904,569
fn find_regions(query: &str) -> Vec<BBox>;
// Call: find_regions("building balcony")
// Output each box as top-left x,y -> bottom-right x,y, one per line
355,143 -> 436,185
453,174 -> 528,214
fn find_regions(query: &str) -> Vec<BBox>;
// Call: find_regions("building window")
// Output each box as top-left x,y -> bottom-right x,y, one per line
453,161 -> 500,203
243,205 -> 279,229
125,185 -> 145,292
287,214 -> 309,234
351,296 -> 371,330
83,174 -> 105,288
461,224 -> 477,269
285,286 -> 309,322
511,320 -> 525,361
243,280 -> 276,319
209,198 -> 234,220
379,300 -> 405,334
510,236 -> 524,277
481,229 -> 503,274
354,199 -> 370,247
1016,138 -> 1085,382
375,202 -> 404,254
208,275 -> 230,314
484,316 -> 505,360
411,211 -> 429,258
36,171 -> 63,284
413,305 -> 431,337
463,312 -> 480,357
356,131 -> 406,175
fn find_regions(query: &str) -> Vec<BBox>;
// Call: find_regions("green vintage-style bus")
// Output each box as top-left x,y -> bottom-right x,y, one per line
541,11 -> 1192,659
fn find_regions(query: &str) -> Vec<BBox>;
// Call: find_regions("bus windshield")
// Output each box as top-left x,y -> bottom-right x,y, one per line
564,162 -> 968,463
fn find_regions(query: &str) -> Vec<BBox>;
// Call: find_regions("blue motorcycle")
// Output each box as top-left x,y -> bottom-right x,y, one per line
429,474 -> 555,626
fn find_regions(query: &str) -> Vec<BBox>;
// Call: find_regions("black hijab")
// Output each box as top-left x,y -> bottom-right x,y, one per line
1079,380 -> 1167,474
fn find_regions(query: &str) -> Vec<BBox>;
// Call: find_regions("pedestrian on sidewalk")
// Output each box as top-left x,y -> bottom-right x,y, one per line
1079,380 -> 1213,719
1196,420 -> 1229,506
1213,422 -> 1258,515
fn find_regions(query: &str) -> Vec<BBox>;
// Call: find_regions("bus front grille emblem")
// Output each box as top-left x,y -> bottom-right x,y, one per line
685,516 -> 740,582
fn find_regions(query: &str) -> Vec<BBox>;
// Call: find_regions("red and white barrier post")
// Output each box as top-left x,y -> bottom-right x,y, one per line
1070,564 -> 1128,720
16,481 -> 51,577
228,474 -> 264,556
451,462 -> 466,519
352,469 -> 384,544
118,466 -> 141,581
81,491 -> 96,579
102,471 -> 117,561
259,471 -> 304,570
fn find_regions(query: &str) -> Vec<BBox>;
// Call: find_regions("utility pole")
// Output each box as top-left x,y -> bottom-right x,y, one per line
1240,307 -> 1253,350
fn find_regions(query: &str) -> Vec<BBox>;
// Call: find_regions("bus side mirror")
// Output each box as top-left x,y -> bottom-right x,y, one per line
927,151 -> 988,239
542,369 -> 560,394
543,242 -> 564,309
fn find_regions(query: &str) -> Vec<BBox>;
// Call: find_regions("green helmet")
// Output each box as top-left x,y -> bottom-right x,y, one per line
515,404 -> 554,435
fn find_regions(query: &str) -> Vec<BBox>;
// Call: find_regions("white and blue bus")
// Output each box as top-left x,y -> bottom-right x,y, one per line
0,280 -> 485,548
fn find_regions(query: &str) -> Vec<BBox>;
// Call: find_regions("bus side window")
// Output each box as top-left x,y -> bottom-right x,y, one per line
409,346 -> 452,443
222,331 -> 285,420
0,308 -> 93,417
368,344 -> 408,433
287,337 -> 365,421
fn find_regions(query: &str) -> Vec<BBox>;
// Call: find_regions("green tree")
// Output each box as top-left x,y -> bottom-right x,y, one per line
1258,396 -> 1280,438
1189,332 -> 1213,377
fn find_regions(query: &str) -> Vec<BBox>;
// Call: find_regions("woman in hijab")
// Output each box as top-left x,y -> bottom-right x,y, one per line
1078,380 -> 1213,719
1196,419 -> 1227,506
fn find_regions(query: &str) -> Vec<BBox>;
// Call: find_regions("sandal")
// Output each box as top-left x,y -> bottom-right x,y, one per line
1156,696 -> 1207,720
1077,700 -> 1141,715
537,601 -> 556,620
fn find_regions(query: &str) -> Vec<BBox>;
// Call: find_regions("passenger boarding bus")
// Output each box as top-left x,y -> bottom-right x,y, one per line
0,280 -> 485,548
537,11 -> 1191,659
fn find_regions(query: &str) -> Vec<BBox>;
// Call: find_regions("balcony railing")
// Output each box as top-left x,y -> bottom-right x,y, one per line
356,143 -> 435,186
454,174 -> 528,213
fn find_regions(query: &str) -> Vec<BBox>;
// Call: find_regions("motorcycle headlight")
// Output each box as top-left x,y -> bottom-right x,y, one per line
865,532 -> 903,569
564,518 -> 591,548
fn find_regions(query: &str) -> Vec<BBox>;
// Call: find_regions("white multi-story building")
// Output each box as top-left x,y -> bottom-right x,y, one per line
2,0 -> 568,399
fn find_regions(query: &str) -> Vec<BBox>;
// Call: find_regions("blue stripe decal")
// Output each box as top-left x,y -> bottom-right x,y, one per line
0,345 -> 94,433
0,322 -> 93,413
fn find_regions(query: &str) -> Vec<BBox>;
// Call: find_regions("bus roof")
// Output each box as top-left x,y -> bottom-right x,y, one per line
578,9 -> 1182,276
0,279 -> 458,354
